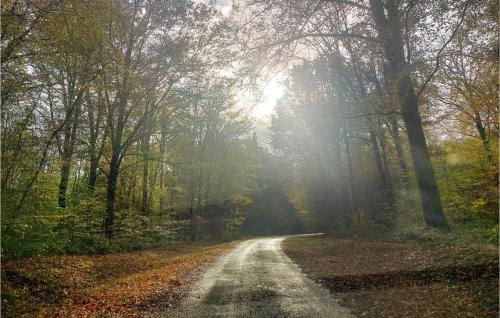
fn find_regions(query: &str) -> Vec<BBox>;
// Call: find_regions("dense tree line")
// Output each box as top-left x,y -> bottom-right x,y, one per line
1,0 -> 498,257
240,0 -> 498,234
1,0 -> 271,256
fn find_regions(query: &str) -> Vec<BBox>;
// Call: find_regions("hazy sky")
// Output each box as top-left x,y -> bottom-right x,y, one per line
209,0 -> 288,121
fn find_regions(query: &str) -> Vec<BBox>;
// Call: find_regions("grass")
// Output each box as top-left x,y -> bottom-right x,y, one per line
283,235 -> 499,318
1,241 -> 237,317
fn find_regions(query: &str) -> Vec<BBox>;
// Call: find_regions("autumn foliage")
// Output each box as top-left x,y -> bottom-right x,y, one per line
1,242 -> 236,317
284,236 -> 499,318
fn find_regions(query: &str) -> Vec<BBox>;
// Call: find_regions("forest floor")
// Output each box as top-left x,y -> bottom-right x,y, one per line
283,236 -> 499,318
1,241 -> 238,317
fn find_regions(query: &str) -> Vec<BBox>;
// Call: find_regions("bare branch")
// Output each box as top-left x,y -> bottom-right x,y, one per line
251,32 -> 379,52
322,0 -> 370,10
416,1 -> 470,99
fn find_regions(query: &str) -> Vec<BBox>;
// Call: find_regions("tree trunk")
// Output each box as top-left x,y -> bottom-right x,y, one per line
105,150 -> 120,238
189,206 -> 196,241
18,100 -> 81,209
399,80 -> 448,229
371,63 -> 408,181
58,101 -> 81,208
2,104 -> 37,192
141,129 -> 151,220
131,174 -> 137,205
369,0 -> 449,230
189,172 -> 196,241
333,136 -> 352,225
88,154 -> 99,190
389,116 -> 408,180
188,153 -> 196,241
341,44 -> 390,196
473,112 -> 493,164
58,158 -> 72,208
159,126 -> 166,211
343,128 -> 356,213
379,128 -> 391,185
369,129 -> 389,190
86,91 -> 104,192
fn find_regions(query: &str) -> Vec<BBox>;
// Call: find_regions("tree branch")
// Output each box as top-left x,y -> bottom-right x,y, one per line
322,0 -> 370,10
251,32 -> 379,52
416,1 -> 470,99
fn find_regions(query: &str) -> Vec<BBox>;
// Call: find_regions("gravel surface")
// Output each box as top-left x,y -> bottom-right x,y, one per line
165,236 -> 354,318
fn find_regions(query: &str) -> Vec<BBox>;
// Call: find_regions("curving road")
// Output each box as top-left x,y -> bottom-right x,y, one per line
168,236 -> 354,318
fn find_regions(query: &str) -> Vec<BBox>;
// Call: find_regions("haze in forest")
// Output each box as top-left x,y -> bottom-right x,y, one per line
1,0 -> 498,316
2,0 -> 498,255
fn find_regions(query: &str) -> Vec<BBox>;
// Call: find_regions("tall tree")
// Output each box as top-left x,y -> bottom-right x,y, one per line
242,0 -> 468,229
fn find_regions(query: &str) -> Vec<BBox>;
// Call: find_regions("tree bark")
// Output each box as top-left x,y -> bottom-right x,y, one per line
105,148 -> 120,238
378,128 -> 391,185
369,128 -> 389,190
88,155 -> 99,190
159,126 -> 167,211
141,127 -> 151,223
58,94 -> 82,208
473,112 -> 493,164
86,91 -> 105,191
333,135 -> 352,225
343,128 -> 356,213
389,116 -> 408,179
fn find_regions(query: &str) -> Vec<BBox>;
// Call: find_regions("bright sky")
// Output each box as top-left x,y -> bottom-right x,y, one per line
250,77 -> 286,119
207,0 -> 232,17
235,75 -> 286,120
210,0 -> 287,120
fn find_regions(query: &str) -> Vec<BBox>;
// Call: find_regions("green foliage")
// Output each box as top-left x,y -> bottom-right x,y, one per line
432,138 -> 498,242
391,222 -> 498,246
1,195 -> 187,258
1,214 -> 184,259
1,0 -> 498,262
241,148 -> 304,235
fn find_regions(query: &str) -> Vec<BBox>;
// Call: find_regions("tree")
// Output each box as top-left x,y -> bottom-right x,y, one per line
99,0 -> 218,237
241,0 -> 466,230
368,0 -> 451,229
433,0 -> 498,167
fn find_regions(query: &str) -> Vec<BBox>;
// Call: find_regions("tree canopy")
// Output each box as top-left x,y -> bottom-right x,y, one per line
1,0 -> 498,258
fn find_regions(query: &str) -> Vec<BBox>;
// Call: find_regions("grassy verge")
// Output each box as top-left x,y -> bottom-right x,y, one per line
283,236 -> 499,318
1,241 -> 237,317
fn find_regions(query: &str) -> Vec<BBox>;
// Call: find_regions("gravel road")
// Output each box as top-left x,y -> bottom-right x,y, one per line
167,236 -> 354,317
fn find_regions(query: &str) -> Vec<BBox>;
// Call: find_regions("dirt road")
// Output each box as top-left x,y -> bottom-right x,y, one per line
167,236 -> 354,317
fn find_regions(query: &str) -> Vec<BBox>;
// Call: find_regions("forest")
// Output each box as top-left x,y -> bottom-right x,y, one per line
2,0 -> 498,317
